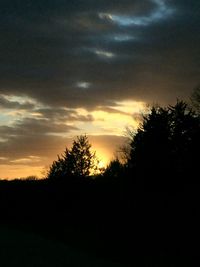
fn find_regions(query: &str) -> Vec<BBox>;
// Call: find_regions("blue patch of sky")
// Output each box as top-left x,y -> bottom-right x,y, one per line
98,0 -> 174,27
0,114 -> 12,126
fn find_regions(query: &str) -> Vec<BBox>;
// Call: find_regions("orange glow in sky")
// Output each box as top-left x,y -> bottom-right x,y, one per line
0,99 -> 147,179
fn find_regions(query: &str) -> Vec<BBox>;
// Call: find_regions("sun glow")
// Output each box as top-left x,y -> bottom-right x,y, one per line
98,160 -> 105,169
74,100 -> 147,136
0,164 -> 44,180
0,96 -> 147,179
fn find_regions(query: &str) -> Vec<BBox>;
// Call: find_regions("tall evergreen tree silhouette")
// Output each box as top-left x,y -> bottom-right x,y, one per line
128,101 -> 200,188
48,135 -> 97,180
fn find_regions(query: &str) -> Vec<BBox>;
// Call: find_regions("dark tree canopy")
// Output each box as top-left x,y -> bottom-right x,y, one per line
128,101 -> 200,186
104,158 -> 125,179
48,135 -> 97,180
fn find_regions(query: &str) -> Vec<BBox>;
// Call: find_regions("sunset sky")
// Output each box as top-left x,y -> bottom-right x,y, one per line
0,0 -> 199,179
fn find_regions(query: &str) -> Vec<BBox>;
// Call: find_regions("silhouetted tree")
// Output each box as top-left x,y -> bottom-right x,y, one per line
48,135 -> 98,180
104,158 -> 125,179
128,100 -> 200,188
24,175 -> 38,181
47,155 -> 65,180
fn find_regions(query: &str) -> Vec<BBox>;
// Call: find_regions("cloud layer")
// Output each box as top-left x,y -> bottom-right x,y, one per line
0,0 -> 199,178
1,0 -> 199,107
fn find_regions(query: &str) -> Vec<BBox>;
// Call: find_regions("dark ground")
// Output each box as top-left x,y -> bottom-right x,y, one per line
0,176 -> 200,266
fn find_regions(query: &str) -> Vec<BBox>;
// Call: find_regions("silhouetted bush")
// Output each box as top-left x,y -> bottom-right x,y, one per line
103,158 -> 125,179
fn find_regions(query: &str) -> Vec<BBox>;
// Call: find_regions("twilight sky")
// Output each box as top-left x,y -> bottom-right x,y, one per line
0,0 -> 199,179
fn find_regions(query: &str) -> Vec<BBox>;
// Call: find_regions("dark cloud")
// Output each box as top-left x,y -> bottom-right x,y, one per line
0,116 -> 78,166
0,118 -> 78,139
0,95 -> 35,110
37,107 -> 94,122
0,0 -> 200,178
0,0 -> 199,109
0,133 -> 127,169
97,106 -> 130,116
0,134 -> 68,163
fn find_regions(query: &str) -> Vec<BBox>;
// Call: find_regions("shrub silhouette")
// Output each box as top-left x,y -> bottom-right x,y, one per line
48,135 -> 97,180
104,158 -> 125,179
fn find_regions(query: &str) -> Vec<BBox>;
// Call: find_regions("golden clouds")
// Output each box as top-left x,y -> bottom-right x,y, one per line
0,164 -> 44,180
75,100 -> 147,136
0,97 -> 147,179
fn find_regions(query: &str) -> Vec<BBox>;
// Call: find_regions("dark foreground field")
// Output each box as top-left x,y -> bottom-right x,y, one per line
0,225 -> 127,267
0,176 -> 200,266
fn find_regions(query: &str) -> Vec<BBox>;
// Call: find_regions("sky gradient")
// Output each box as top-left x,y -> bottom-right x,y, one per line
0,0 -> 199,178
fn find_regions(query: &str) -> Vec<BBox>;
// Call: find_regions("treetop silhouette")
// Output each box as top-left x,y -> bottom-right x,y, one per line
48,135 -> 98,180
128,100 -> 200,181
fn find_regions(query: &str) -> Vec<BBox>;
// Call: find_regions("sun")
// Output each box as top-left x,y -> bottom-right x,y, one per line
98,160 -> 106,169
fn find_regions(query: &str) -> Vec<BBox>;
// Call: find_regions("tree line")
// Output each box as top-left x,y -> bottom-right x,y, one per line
47,92 -> 200,191
0,88 -> 200,265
